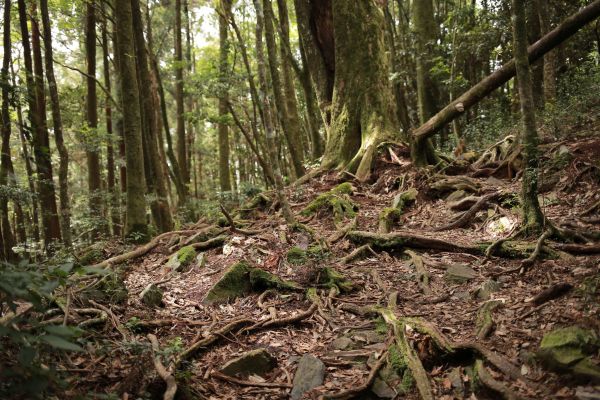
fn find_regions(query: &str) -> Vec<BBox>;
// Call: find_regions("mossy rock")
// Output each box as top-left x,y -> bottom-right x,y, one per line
140,284 -> 163,307
165,245 -> 197,272
392,188 -> 418,211
301,183 -> 357,224
78,247 -> 104,266
249,268 -> 301,291
203,262 -> 253,304
220,348 -> 277,378
238,193 -> 272,219
319,267 -> 354,293
287,247 -> 308,265
82,271 -> 128,305
444,264 -> 477,284
537,326 -> 600,382
379,207 -> 403,232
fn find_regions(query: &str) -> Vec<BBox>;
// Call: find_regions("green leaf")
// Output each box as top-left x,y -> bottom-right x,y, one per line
41,335 -> 83,352
44,325 -> 81,337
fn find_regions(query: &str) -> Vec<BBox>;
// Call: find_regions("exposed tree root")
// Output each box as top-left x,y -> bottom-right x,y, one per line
148,334 -> 178,400
426,175 -> 480,198
520,228 -> 553,270
211,370 -> 293,389
475,300 -> 503,340
532,283 -> 573,306
340,244 -> 376,265
327,217 -> 357,244
405,250 -> 431,295
319,349 -> 389,399
219,204 -> 265,235
190,235 -> 228,251
436,191 -> 501,231
474,359 -> 523,400
485,226 -> 526,258
553,242 -> 600,254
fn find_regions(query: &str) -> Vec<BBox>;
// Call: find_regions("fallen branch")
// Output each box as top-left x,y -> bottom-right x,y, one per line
148,334 -> 178,400
211,370 -> 292,389
474,359 -> 523,400
553,242 -> 600,254
340,244 -> 376,265
435,191 -> 501,231
531,283 -> 572,306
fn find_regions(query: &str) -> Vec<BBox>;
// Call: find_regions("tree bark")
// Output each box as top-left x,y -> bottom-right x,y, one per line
115,0 -> 149,241
174,0 -> 189,185
18,0 -> 62,249
131,0 -> 173,233
40,0 -> 72,246
512,0 -> 545,232
1,0 -> 16,260
263,0 -> 305,179
218,0 -> 232,193
412,0 -> 600,143
535,0 -> 557,104
85,0 -> 105,236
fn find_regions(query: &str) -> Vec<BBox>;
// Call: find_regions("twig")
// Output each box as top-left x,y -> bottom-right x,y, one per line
211,370 -> 292,389
148,334 -> 177,400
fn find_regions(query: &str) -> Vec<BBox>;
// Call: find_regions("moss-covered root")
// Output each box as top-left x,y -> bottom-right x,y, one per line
474,359 -> 522,400
378,207 -> 402,233
319,267 -> 355,293
301,182 -> 357,226
405,250 -> 431,296
475,300 -> 503,340
340,244 -> 375,264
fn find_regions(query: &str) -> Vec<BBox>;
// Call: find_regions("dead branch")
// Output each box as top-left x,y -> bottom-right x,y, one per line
435,191 -> 501,231
553,242 -> 600,254
89,300 -> 129,340
341,245 -> 376,265
148,334 -> 178,400
211,370 -> 292,389
532,283 -> 572,306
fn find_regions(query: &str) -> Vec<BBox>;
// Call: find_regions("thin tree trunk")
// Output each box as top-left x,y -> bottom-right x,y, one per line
85,0 -> 105,236
412,0 -> 600,143
535,0 -> 557,104
115,0 -> 149,241
101,3 -> 121,236
131,0 -> 173,233
174,0 -> 189,185
40,0 -> 72,246
263,0 -> 305,179
218,0 -> 232,193
512,0 -> 545,232
18,0 -> 62,249
0,0 -> 15,260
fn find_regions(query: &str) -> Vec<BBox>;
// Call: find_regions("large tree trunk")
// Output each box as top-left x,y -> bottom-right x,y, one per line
301,1 -> 400,180
101,3 -> 121,237
174,0 -> 189,186
40,0 -> 72,246
85,0 -> 105,236
115,0 -> 148,241
131,0 -> 173,233
512,0 -> 545,233
412,0 -> 600,144
1,0 -> 16,260
18,0 -> 62,250
217,0 -> 232,193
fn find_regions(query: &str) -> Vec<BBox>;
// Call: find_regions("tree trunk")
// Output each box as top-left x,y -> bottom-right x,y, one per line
40,0 -> 72,246
253,0 -> 295,224
131,0 -> 173,233
535,0 -> 557,104
174,0 -> 189,185
0,0 -> 16,260
263,0 -> 305,179
101,3 -> 121,237
412,0 -> 600,143
512,0 -> 545,232
218,0 -> 232,193
85,0 -> 105,236
300,1 -> 400,180
18,0 -> 62,250
115,0 -> 148,241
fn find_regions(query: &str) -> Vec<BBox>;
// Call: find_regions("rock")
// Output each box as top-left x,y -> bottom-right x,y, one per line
445,189 -> 467,203
203,262 -> 252,304
139,284 -> 163,307
220,348 -> 277,378
351,330 -> 385,344
249,268 -> 300,291
330,337 -> 354,351
195,253 -> 207,269
392,188 -> 418,210
444,264 -> 477,284
473,279 -> 501,300
291,355 -> 325,400
371,377 -> 396,398
165,245 -> 197,273
448,367 -> 464,397
537,327 -> 600,382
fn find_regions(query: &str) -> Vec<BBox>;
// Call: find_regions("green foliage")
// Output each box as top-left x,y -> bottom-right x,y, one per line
286,247 -> 307,265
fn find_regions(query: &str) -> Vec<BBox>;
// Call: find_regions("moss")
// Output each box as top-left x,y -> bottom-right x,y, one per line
301,184 -> 357,224
319,267 -> 354,293
378,207 -> 402,232
177,246 -> 196,266
78,248 -> 104,266
332,182 -> 354,195
286,247 -> 308,265
399,369 -> 414,393
375,317 -> 388,335
388,344 -> 407,372
307,244 -> 329,261
203,262 -> 252,304
306,287 -> 319,304
249,268 -> 300,291
392,188 -> 418,212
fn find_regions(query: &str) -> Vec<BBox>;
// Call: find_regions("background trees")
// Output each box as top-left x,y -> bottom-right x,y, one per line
0,0 -> 598,256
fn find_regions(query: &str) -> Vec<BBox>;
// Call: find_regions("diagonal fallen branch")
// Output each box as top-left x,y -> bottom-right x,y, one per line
148,334 -> 178,400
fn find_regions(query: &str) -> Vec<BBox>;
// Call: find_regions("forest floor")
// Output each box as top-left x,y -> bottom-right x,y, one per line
62,125 -> 599,399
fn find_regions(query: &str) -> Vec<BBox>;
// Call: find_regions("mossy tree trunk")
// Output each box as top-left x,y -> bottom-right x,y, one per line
218,0 -> 232,194
115,0 -> 148,241
40,0 -> 72,246
535,0 -> 557,105
511,0 -> 545,233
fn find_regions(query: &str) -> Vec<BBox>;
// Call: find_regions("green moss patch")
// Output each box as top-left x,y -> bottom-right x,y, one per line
287,247 -> 308,265
249,268 -> 301,291
319,267 -> 354,293
301,183 -> 357,224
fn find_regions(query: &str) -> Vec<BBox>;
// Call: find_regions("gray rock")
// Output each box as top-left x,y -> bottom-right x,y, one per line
291,355 -> 325,400
330,337 -> 354,351
474,279 -> 501,300
352,330 -> 385,344
371,377 -> 396,398
444,264 -> 477,284
445,189 -> 467,203
220,348 -> 277,377
139,284 -> 163,307
448,367 -> 464,397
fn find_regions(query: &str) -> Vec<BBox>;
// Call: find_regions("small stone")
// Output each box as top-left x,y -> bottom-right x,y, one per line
371,377 -> 396,398
448,367 -> 464,396
220,348 -> 277,378
444,264 -> 477,284
330,337 -> 354,351
445,189 -> 467,203
474,279 -> 501,300
196,253 -> 207,269
165,245 -> 197,273
291,355 -> 325,400
351,330 -> 385,344
139,284 -> 163,307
